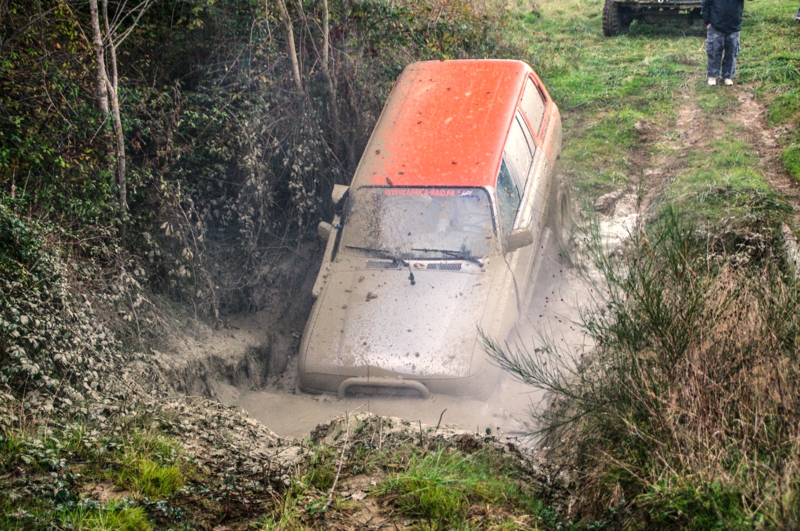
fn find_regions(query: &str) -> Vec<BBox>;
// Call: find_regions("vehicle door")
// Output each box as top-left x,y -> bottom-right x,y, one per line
495,111 -> 535,317
517,77 -> 551,249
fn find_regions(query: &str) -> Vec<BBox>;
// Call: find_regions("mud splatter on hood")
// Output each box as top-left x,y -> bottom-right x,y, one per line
305,265 -> 493,378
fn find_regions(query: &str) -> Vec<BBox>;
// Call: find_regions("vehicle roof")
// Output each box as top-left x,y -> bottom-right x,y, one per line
351,60 -> 533,189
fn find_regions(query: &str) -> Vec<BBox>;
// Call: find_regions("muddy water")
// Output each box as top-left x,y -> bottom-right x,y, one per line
230,241 -> 591,441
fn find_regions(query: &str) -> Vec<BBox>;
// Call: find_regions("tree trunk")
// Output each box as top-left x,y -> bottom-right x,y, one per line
102,0 -> 127,213
321,0 -> 341,158
88,0 -> 109,115
322,0 -> 330,74
275,0 -> 302,92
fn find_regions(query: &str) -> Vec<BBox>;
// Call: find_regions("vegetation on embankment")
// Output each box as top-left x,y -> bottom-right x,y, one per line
1,0 -> 518,325
1,409 -> 570,531
488,211 -> 800,529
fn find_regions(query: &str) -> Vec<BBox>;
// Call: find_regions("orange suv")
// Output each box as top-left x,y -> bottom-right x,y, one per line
298,59 -> 569,398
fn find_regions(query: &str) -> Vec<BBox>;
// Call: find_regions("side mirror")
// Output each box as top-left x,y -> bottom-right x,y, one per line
332,184 -> 349,206
318,221 -> 333,241
506,228 -> 534,253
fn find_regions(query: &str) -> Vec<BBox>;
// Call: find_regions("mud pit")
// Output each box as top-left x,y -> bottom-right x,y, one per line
229,240 -> 587,440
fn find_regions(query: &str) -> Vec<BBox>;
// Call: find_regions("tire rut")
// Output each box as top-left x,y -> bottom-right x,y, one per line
730,87 -> 800,219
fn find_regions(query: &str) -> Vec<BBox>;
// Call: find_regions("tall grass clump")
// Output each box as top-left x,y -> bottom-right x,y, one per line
485,212 -> 800,529
375,447 -> 542,529
111,430 -> 186,499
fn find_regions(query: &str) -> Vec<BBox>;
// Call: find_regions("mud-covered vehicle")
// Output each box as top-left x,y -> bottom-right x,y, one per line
298,59 -> 570,399
603,0 -> 703,36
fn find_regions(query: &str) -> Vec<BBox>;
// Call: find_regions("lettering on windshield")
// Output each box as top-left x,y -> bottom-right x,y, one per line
383,188 -> 456,197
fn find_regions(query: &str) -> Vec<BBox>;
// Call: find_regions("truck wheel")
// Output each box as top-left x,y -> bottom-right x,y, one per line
551,176 -> 573,250
602,0 -> 627,36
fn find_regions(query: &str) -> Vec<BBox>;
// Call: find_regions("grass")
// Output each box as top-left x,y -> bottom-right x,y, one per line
375,446 -> 545,530
668,134 -> 791,222
111,430 -> 186,499
57,502 -> 153,531
513,0 -> 800,213
0,419 -> 192,530
783,144 -> 800,180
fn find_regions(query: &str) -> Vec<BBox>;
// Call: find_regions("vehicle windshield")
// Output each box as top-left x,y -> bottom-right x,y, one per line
340,187 -> 495,260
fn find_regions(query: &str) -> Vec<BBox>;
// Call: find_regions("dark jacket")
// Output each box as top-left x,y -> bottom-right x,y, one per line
702,0 -> 745,34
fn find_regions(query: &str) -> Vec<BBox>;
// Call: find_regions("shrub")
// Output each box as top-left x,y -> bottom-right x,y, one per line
485,211 -> 800,529
0,205 -> 123,416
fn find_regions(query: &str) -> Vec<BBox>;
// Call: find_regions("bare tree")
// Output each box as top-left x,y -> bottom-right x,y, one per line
102,0 -> 127,213
275,0 -> 303,92
86,0 -> 153,215
320,0 -> 341,156
88,0 -> 110,116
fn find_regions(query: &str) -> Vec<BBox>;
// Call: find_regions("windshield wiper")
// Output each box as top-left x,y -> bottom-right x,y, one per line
411,248 -> 483,267
345,245 -> 406,263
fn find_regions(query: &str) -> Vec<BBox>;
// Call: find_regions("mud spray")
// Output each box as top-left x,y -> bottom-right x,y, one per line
151,197 -> 639,441
234,192 -> 638,441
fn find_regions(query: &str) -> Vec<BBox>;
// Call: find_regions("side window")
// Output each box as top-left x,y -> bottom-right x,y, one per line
504,113 -> 533,191
520,78 -> 545,135
496,158 -> 521,240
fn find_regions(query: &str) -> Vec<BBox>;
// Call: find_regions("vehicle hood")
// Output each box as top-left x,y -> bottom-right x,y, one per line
305,265 -> 493,378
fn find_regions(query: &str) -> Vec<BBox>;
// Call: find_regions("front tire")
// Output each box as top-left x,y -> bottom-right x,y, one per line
602,0 -> 630,36
551,176 -> 573,251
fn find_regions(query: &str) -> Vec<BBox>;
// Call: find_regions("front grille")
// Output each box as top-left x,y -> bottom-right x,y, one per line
426,263 -> 462,271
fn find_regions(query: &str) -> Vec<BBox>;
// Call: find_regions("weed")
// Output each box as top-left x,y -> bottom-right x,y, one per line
58,501 -> 153,531
305,445 -> 338,491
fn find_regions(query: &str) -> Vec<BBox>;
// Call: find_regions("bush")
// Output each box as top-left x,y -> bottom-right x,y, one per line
484,212 -> 800,529
0,205 -> 123,417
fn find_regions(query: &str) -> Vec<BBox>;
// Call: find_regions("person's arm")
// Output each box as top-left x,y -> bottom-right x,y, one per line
702,0 -> 712,27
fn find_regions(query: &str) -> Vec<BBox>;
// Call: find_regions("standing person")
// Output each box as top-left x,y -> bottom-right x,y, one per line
702,0 -> 745,86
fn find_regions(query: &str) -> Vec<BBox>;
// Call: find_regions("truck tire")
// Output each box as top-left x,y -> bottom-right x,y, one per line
551,176 -> 573,250
602,0 -> 628,36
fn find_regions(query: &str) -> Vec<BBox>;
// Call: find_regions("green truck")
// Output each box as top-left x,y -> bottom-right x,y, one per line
602,0 -> 703,36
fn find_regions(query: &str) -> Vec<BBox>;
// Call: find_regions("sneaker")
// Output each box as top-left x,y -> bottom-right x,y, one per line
724,78 -> 734,86
708,77 -> 717,86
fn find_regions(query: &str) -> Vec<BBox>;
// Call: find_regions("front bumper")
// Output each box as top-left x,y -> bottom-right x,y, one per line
297,360 -> 501,398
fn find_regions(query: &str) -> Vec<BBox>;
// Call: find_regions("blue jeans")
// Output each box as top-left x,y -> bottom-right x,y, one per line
706,26 -> 740,79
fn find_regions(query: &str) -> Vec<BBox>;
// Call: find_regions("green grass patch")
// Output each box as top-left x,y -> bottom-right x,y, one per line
111,430 -> 186,499
783,144 -> 800,181
305,445 -> 338,491
694,79 -> 740,115
766,89 -> 800,126
666,135 -> 791,223
58,502 -> 153,531
0,422 -> 188,529
375,447 -> 543,529
636,479 -> 758,530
